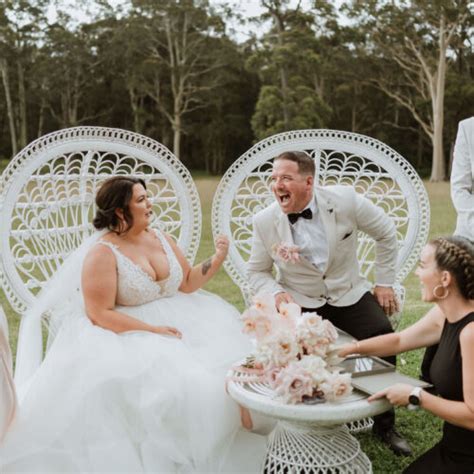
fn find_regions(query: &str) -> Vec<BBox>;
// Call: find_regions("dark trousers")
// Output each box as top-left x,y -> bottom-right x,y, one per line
302,291 -> 396,432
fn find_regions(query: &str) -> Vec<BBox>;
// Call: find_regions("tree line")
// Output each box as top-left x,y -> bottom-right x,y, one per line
0,0 -> 473,180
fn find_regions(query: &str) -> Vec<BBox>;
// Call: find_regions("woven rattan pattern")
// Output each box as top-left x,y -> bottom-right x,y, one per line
0,127 -> 201,315
212,129 -> 430,306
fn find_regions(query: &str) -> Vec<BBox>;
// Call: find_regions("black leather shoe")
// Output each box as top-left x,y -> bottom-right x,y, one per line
373,427 -> 412,456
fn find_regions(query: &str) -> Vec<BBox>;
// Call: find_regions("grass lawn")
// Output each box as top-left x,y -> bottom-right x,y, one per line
0,176 -> 456,473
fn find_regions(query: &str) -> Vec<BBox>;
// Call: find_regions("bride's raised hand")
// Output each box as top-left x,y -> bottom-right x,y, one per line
214,235 -> 229,262
153,326 -> 182,339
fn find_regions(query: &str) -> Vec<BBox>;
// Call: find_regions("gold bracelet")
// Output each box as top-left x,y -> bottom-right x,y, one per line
355,341 -> 361,353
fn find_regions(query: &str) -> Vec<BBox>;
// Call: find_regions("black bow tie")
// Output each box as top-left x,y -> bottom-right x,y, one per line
288,208 -> 313,225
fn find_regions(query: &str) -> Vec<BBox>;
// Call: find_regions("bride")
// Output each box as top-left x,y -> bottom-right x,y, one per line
1,176 -> 265,473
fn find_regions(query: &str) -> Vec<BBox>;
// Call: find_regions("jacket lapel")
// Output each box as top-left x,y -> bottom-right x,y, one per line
315,187 -> 337,271
276,207 -> 294,244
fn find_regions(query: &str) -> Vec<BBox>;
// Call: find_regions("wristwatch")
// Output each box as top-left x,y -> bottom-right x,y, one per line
408,387 -> 423,410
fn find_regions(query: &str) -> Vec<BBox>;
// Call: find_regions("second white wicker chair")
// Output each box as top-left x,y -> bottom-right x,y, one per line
212,129 -> 430,432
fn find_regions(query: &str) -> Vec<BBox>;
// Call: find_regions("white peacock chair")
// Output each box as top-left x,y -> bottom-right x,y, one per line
212,129 -> 430,432
0,305 -> 16,441
0,126 -> 201,389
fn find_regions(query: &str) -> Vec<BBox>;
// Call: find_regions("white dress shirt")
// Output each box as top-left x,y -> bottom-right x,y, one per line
290,195 -> 390,287
290,197 -> 328,271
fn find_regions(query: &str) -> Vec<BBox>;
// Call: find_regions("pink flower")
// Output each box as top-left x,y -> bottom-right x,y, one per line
241,314 -> 273,341
238,294 -> 352,405
252,293 -> 278,317
322,320 -> 338,344
273,362 -> 314,404
265,367 -> 282,389
298,355 -> 329,386
271,242 -> 300,264
296,313 -> 332,356
278,301 -> 300,331
319,372 -> 353,401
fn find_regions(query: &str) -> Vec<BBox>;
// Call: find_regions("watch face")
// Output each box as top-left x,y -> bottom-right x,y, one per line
409,394 -> 420,405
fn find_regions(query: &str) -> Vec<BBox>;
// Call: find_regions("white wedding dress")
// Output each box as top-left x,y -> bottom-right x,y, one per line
0,230 -> 266,473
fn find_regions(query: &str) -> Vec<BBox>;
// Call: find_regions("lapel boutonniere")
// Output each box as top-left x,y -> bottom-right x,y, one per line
271,242 -> 300,264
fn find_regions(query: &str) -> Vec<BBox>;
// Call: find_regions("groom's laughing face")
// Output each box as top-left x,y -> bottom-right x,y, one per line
271,159 -> 314,214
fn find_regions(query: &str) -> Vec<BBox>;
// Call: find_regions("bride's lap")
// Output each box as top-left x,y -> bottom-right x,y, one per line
1,290 -> 256,472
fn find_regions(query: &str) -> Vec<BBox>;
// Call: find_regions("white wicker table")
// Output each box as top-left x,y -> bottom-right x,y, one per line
227,368 -> 390,473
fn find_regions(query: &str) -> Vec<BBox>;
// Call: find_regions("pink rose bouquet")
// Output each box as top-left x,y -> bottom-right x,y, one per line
235,293 -> 353,404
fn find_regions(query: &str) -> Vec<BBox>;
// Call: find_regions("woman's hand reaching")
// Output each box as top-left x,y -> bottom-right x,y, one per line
368,383 -> 414,407
214,235 -> 229,262
168,233 -> 230,293
153,326 -> 182,339
337,342 -> 359,358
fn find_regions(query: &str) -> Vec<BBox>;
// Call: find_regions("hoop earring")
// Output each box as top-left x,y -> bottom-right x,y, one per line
433,285 -> 449,300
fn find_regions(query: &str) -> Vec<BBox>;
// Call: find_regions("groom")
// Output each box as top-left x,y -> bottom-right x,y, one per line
247,151 -> 411,456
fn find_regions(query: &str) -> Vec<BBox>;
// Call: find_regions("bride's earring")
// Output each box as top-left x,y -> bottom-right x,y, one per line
433,284 -> 449,300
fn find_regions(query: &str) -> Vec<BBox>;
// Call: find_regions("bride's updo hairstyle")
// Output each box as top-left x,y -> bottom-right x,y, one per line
431,236 -> 474,300
93,176 -> 147,234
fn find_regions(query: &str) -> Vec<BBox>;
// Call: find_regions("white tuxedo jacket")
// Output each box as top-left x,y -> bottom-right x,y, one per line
451,117 -> 474,240
247,185 -> 398,308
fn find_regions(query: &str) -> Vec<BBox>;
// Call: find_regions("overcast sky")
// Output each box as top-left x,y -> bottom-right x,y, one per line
48,0 -> 315,42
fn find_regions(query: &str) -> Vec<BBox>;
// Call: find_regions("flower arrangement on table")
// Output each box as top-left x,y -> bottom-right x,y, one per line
233,293 -> 352,405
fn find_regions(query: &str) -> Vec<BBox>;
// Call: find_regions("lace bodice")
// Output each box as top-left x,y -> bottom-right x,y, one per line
97,230 -> 183,306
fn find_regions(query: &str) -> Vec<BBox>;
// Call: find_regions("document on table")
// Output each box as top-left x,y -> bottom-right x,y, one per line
351,372 -> 432,396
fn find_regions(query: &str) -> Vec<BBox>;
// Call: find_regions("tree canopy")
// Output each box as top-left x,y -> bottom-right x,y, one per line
0,0 -> 472,178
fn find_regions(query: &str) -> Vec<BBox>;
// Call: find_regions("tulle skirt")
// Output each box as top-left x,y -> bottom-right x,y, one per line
0,291 -> 266,473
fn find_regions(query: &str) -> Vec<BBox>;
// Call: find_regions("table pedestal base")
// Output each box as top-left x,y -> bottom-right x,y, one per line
263,421 -> 371,473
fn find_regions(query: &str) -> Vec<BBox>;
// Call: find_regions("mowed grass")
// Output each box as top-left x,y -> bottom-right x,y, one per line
0,177 -> 457,473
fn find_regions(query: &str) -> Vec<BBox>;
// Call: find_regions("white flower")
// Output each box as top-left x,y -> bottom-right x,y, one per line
322,320 -> 338,343
296,313 -> 332,356
324,345 -> 344,368
298,355 -> 329,386
278,301 -> 300,331
241,307 -> 275,341
255,331 -> 301,369
252,293 -> 278,317
319,372 -> 353,401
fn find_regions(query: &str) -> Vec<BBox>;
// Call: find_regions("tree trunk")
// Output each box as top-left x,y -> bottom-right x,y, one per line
430,123 -> 445,181
417,124 -> 424,169
128,86 -> 141,133
351,103 -> 357,132
430,20 -> 447,182
173,113 -> 181,158
272,10 -> 290,128
37,95 -> 46,137
17,61 -> 27,148
0,59 -> 18,156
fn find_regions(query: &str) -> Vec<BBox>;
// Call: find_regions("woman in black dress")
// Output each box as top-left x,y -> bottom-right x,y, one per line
339,236 -> 474,473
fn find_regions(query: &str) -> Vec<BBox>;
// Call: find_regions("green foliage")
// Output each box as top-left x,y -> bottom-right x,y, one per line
0,0 -> 472,173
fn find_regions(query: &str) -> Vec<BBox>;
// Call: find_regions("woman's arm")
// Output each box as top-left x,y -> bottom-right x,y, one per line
339,305 -> 445,358
82,245 -> 181,337
368,322 -> 474,431
165,234 -> 229,293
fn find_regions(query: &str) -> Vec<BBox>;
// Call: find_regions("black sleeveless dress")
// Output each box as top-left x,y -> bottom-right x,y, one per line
405,312 -> 474,474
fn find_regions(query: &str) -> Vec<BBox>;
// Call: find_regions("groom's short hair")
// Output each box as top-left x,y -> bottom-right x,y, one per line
274,151 -> 315,177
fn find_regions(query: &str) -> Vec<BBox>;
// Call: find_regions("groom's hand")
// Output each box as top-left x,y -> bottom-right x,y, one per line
274,291 -> 294,311
373,286 -> 399,316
